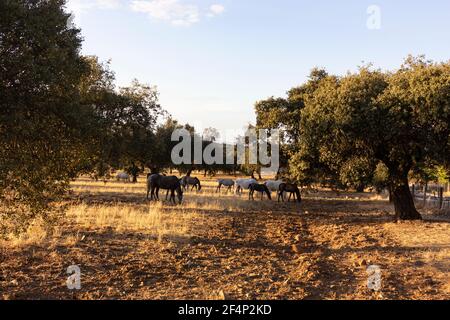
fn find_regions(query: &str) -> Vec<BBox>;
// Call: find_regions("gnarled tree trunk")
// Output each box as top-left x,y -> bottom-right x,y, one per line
391,181 -> 422,220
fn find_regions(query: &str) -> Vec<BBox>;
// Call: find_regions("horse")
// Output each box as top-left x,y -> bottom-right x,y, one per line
216,179 -> 235,193
264,180 -> 284,192
147,174 -> 183,204
235,178 -> 257,195
249,183 -> 272,201
180,176 -> 202,191
265,180 -> 284,197
116,172 -> 130,182
278,183 -> 301,203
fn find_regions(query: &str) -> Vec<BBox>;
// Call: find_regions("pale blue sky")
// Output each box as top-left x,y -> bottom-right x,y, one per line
66,0 -> 450,139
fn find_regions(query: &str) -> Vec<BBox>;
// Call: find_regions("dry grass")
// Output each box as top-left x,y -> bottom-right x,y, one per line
1,174 -> 449,300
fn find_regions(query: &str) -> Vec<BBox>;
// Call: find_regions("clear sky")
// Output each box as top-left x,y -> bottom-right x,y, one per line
65,0 -> 450,140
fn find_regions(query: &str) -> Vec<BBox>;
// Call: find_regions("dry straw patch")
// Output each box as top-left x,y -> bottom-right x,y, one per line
66,202 -> 200,242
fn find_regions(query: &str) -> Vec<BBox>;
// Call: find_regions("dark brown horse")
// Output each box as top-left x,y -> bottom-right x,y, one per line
147,174 -> 183,204
180,176 -> 202,191
249,183 -> 272,201
278,183 -> 301,203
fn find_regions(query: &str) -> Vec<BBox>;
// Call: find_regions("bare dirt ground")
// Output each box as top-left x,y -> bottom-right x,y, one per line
1,176 -> 449,300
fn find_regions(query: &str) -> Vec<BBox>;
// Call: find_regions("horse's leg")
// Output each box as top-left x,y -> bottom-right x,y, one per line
171,189 -> 176,204
279,190 -> 285,202
168,189 -> 172,204
175,189 -> 183,204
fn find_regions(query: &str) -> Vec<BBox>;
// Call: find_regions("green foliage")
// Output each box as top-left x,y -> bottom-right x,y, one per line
255,69 -> 328,171
0,0 -> 90,235
372,162 -> 390,193
77,56 -> 164,181
0,1 -> 165,234
339,157 -> 376,192
273,57 -> 449,219
435,166 -> 449,185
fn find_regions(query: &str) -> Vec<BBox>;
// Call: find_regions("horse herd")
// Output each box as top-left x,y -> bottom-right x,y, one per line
145,174 -> 301,205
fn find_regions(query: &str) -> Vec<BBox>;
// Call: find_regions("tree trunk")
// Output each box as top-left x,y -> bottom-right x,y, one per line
388,186 -> 393,203
356,184 -> 365,193
392,183 -> 422,220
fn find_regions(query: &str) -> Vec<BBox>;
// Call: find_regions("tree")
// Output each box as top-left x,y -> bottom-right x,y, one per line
203,127 -> 220,142
0,0 -> 91,235
295,57 -> 450,220
255,69 -> 328,177
150,117 -> 183,173
117,80 -> 163,182
78,57 -> 164,182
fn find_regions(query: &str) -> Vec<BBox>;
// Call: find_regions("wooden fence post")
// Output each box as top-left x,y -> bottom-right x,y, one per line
439,187 -> 444,209
423,182 -> 428,207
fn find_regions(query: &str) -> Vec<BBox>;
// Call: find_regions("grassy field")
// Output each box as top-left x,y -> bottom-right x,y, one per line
1,175 -> 449,300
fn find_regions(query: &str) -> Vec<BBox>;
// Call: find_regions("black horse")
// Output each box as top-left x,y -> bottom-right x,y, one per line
278,183 -> 301,203
180,176 -> 202,192
147,174 -> 183,204
248,183 -> 272,201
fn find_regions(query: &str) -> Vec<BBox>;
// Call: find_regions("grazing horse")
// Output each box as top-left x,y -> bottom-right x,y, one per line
278,183 -> 301,203
116,172 -> 130,182
216,179 -> 235,193
265,180 -> 284,197
249,183 -> 272,201
180,176 -> 202,191
265,180 -> 284,192
235,178 -> 257,195
147,174 -> 183,204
